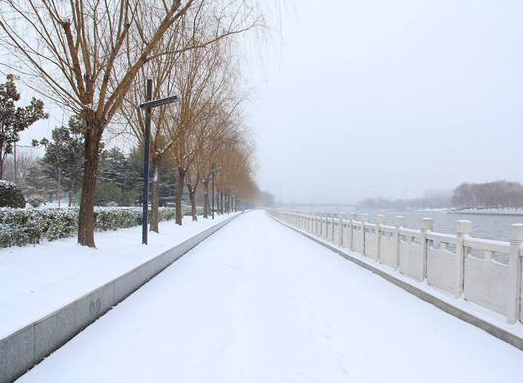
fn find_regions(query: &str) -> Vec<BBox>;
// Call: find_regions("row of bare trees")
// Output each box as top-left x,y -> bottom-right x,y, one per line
451,181 -> 523,209
0,0 -> 264,247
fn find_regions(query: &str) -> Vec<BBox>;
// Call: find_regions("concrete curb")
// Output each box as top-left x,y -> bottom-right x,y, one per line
0,214 -> 240,383
268,214 -> 523,352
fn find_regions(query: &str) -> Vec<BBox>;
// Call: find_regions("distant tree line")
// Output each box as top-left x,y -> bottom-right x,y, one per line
259,191 -> 276,207
358,193 -> 450,210
451,181 -> 523,209
358,180 -> 523,210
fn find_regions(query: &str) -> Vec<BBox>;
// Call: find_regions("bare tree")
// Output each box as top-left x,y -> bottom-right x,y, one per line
166,35 -> 230,224
0,1 -> 196,246
0,0 -> 264,246
451,181 -> 523,209
3,148 -> 39,186
215,128 -> 259,212
119,19 -> 184,232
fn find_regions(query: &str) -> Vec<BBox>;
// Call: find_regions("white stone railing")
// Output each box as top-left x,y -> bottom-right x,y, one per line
267,209 -> 523,325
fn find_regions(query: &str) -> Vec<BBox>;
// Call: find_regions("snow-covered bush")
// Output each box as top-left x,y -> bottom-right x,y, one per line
0,206 -> 177,247
0,180 -> 26,208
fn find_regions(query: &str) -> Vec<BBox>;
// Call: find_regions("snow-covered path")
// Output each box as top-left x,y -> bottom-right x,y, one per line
0,213 -> 235,338
17,211 -> 523,382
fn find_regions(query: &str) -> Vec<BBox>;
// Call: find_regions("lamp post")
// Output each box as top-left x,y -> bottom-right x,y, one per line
140,79 -> 178,245
210,163 -> 221,219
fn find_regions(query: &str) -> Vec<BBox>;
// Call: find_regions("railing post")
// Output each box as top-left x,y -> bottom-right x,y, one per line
361,214 -> 369,255
327,213 -> 332,240
507,224 -> 523,324
376,214 -> 385,263
338,214 -> 345,247
421,218 -> 434,281
325,213 -> 330,240
322,213 -> 326,239
331,213 -> 336,242
455,220 -> 472,298
303,212 -> 306,230
349,213 -> 356,251
394,216 -> 405,270
329,213 -> 334,242
302,213 -> 306,230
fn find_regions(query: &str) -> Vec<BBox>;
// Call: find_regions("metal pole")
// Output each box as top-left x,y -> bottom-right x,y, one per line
142,79 -> 152,245
212,173 -> 215,219
13,142 -> 17,184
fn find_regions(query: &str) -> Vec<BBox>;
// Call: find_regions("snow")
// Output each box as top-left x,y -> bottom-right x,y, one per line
0,213 -> 237,339
448,208 -> 523,216
276,216 -> 523,339
36,201 -> 70,208
15,211 -> 523,383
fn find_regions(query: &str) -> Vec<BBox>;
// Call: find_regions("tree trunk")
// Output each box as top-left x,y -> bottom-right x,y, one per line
150,156 -> 160,233
0,157 -> 3,179
203,181 -> 209,218
175,167 -> 185,225
68,189 -> 74,207
187,184 -> 197,222
57,168 -> 61,208
220,192 -> 224,214
78,128 -> 102,247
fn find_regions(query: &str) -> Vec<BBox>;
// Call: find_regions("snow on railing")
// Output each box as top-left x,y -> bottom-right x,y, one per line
267,209 -> 523,325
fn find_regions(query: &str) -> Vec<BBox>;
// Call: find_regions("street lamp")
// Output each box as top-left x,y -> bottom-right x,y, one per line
209,163 -> 221,219
140,79 -> 178,245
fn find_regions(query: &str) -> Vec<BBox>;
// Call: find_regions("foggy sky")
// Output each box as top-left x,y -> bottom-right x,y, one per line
248,0 -> 523,204
13,0 -> 523,205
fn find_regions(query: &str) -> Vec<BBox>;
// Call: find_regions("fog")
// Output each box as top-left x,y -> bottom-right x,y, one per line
11,0 -> 523,206
248,0 -> 523,204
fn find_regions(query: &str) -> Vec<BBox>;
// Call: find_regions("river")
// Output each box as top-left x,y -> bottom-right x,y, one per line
291,206 -> 523,242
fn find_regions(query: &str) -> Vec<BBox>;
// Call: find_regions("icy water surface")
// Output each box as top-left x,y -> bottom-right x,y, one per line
294,206 -> 523,242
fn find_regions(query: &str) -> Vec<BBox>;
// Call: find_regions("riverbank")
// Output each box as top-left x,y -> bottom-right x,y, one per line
447,208 -> 523,216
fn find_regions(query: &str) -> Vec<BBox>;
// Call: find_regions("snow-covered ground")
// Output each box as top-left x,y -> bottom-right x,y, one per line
448,208 -> 523,216
16,211 -> 523,383
0,213 -> 236,339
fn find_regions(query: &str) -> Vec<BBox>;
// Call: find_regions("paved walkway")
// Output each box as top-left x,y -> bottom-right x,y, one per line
17,211 -> 523,382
